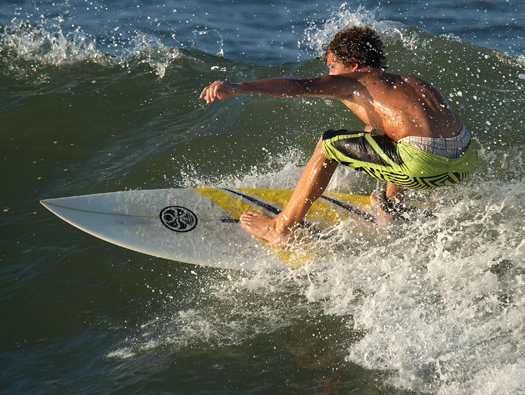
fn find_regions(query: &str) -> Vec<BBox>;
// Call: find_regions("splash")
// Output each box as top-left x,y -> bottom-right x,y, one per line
303,3 -> 385,56
111,147 -> 525,394
0,18 -> 102,65
121,32 -> 180,79
85,5 -> 525,393
0,18 -> 180,80
176,147 -> 307,189
192,29 -> 224,57
341,182 -> 525,394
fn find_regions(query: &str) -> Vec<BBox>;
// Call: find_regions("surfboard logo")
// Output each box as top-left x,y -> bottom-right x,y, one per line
160,206 -> 198,232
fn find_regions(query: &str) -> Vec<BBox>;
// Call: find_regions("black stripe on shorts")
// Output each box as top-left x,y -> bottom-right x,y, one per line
323,129 -> 404,166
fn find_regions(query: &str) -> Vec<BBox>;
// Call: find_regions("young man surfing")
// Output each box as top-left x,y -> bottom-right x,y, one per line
200,26 -> 477,246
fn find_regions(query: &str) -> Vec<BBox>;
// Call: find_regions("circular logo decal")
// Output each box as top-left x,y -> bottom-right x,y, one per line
160,206 -> 198,232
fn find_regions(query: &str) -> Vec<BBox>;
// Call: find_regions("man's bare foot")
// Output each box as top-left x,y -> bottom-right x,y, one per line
240,211 -> 294,246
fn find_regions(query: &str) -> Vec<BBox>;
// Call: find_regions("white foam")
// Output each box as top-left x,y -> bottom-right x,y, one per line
303,4 -> 379,55
107,347 -> 136,360
1,19 -> 102,66
1,18 -> 179,79
176,145 -> 371,193
157,150 -> 525,394
100,6 -> 525,390
334,181 -> 525,393
302,3 -> 406,58
121,32 -> 180,79
107,177 -> 525,394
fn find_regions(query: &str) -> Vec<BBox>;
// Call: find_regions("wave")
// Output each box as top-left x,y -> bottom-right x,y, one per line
0,18 -> 180,85
3,6 -> 525,394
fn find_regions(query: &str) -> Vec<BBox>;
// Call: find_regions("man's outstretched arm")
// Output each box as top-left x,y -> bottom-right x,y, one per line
200,76 -> 358,104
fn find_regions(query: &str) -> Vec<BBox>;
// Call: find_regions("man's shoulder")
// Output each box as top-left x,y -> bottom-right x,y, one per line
350,68 -> 403,83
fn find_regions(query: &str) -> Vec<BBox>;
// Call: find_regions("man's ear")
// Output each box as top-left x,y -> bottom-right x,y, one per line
349,63 -> 360,72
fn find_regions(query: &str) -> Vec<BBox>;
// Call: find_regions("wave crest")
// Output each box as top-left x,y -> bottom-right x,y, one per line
0,19 -> 180,81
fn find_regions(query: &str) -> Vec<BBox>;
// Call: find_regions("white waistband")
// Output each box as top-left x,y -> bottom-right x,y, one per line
399,126 -> 471,159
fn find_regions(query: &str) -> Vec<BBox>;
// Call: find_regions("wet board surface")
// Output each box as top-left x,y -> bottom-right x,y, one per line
41,188 -> 388,270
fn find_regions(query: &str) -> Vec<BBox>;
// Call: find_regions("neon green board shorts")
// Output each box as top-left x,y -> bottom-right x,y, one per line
322,129 -> 477,190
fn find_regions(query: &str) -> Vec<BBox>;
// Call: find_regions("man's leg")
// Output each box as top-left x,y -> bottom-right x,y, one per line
370,181 -> 406,220
240,137 -> 338,245
386,182 -> 405,203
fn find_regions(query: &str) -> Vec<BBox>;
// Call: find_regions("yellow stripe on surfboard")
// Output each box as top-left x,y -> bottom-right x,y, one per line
193,188 -> 428,270
193,188 -> 383,269
236,188 -> 369,226
195,188 -> 259,218
241,188 -> 336,223
194,188 -> 319,269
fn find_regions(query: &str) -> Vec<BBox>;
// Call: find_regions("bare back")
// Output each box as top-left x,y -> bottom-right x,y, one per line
339,69 -> 463,141
200,65 -> 464,142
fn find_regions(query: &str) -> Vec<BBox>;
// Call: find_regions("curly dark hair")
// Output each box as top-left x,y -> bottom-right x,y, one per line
322,26 -> 387,70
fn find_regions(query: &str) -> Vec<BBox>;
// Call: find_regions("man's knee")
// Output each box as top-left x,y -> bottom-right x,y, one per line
310,136 -> 323,154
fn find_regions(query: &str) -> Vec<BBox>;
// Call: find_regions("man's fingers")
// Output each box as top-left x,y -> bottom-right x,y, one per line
200,81 -> 229,104
200,81 -> 219,104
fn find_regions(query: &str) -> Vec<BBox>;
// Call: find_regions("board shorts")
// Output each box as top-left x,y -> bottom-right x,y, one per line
321,127 -> 477,190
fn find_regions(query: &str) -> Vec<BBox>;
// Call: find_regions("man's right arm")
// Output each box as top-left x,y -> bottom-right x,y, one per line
200,75 -> 359,104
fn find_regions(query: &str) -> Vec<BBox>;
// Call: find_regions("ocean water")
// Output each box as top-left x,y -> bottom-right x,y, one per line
1,0 -> 525,394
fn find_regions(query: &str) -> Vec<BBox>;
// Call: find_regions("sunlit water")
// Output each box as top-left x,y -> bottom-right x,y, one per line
1,1 -> 525,394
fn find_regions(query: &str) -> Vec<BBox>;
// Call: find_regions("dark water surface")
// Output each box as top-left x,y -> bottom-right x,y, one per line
2,1 -> 525,394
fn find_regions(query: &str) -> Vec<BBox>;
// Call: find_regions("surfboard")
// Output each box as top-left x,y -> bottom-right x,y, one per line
40,188 -> 413,270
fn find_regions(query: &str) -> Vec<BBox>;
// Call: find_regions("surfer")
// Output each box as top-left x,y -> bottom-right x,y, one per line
200,25 -> 477,245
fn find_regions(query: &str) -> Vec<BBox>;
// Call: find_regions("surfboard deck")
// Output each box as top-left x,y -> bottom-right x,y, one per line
40,188 -> 423,270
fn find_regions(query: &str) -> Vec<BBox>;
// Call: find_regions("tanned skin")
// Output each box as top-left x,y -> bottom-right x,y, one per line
200,53 -> 463,245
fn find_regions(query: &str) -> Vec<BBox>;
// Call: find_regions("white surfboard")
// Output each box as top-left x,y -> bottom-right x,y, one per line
40,187 -> 398,270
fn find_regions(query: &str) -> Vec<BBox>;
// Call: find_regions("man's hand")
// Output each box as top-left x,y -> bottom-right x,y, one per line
200,81 -> 238,104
